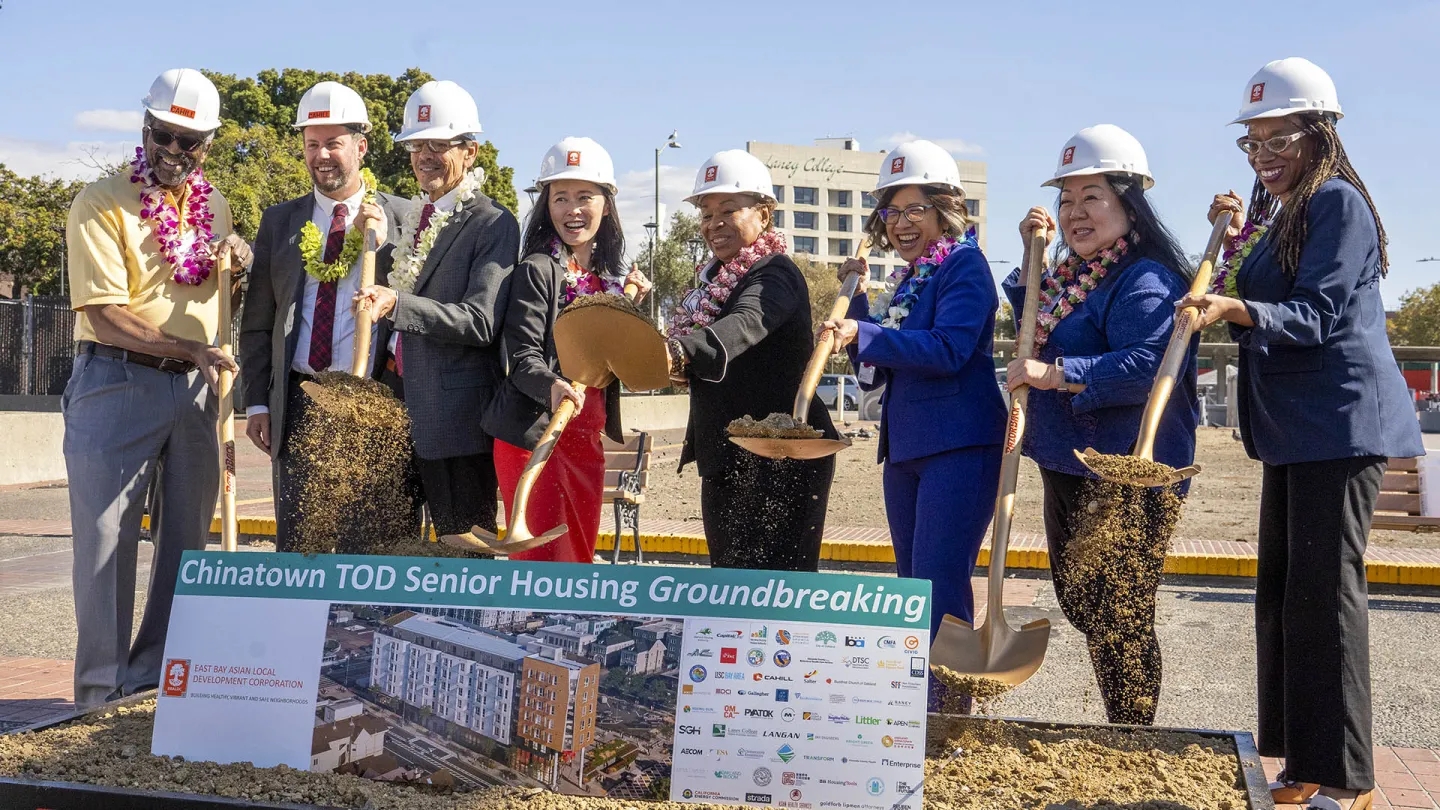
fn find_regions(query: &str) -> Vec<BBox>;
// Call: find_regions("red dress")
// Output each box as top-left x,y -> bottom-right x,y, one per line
492,390 -> 608,562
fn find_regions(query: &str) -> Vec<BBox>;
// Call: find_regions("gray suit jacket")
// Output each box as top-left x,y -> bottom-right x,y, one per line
238,190 -> 410,456
375,194 -> 518,460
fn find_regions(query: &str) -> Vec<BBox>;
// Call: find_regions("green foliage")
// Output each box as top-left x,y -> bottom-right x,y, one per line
632,212 -> 705,318
1389,283 -> 1440,346
0,164 -> 86,294
994,301 -> 1016,341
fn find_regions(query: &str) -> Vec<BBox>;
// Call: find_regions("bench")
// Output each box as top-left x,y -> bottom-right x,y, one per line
1371,457 -> 1440,533
603,432 -> 653,563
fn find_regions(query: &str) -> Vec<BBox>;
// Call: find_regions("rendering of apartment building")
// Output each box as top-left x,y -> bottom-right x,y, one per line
516,654 -> 600,756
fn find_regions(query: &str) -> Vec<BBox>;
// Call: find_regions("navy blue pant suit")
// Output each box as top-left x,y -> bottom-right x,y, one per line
1231,178 -> 1423,791
845,241 -> 1006,640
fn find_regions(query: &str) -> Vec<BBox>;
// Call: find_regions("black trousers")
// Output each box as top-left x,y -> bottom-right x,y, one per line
701,453 -> 835,572
1256,456 -> 1383,790
1040,466 -> 1166,725
417,453 -> 498,537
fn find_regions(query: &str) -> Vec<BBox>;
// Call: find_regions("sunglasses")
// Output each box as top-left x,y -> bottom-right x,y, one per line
402,139 -> 466,154
1236,131 -> 1307,156
145,127 -> 209,154
876,203 -> 935,224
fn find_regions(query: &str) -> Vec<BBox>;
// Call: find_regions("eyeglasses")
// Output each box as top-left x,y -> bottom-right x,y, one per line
876,203 -> 935,224
402,139 -> 466,154
1236,131 -> 1307,156
145,127 -> 209,154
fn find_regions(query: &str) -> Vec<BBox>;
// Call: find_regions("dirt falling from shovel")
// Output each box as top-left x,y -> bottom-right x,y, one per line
931,664 -> 1015,715
288,372 -> 422,555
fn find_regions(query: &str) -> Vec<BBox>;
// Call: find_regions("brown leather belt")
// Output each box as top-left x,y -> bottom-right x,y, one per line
77,340 -> 198,375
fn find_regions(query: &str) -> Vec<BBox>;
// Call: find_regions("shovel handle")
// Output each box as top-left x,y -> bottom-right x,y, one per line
793,238 -> 871,421
507,383 -> 586,538
216,252 -> 238,552
350,228 -> 380,377
1131,216 -> 1231,461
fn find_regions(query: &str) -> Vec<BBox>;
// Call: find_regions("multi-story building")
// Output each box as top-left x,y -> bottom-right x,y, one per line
516,651 -> 600,756
747,138 -> 987,288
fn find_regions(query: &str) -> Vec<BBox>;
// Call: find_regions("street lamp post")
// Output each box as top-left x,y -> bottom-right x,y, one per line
653,130 -> 681,324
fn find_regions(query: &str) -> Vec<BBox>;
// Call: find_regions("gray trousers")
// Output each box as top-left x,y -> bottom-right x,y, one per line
62,354 -> 218,708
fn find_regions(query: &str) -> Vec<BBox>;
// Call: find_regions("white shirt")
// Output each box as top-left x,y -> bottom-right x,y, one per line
245,186 -> 379,418
387,185 -> 463,355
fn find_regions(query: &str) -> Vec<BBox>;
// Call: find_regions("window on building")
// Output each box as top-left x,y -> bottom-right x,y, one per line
773,210 -> 785,229
869,264 -> 886,282
828,189 -> 851,208
829,238 -> 852,256
794,236 -> 819,254
965,198 -> 980,216
793,186 -> 818,206
829,214 -> 851,232
869,245 -> 885,258
792,211 -> 817,230
861,191 -> 878,209
772,185 -> 785,203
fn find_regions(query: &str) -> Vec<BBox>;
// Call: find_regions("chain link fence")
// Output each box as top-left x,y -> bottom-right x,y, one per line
0,296 -> 77,396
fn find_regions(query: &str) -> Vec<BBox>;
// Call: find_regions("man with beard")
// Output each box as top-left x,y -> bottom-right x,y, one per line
353,80 -> 517,538
239,80 -> 411,550
64,68 -> 252,707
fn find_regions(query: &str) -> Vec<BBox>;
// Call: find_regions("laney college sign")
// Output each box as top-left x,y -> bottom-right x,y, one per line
759,155 -> 866,184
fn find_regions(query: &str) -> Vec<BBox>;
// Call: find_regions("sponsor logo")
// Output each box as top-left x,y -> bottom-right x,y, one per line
718,629 -> 744,639
799,657 -> 833,666
705,165 -> 719,183
417,104 -> 432,122
687,790 -> 727,800
775,689 -> 790,702
896,780 -> 917,794
909,657 -> 926,678
697,628 -> 715,637
566,150 -> 582,166
679,725 -> 703,735
725,705 -> 738,718
307,109 -> 331,120
829,694 -> 847,704
885,719 -> 922,728
876,636 -> 897,649
687,648 -> 714,658
850,696 -> 884,705
818,778 -> 858,787
903,636 -> 920,651
168,104 -> 198,119
713,724 -> 727,737
714,688 -> 732,695
866,777 -> 885,796
745,793 -> 772,804
844,636 -> 865,648
1251,82 -> 1266,103
827,714 -> 849,724
846,735 -> 875,748
1061,145 -> 1076,165
683,705 -> 716,714
753,767 -> 773,786
841,756 -> 878,765
756,674 -> 793,682
162,659 -> 190,698
775,629 -> 792,645
765,730 -> 800,739
773,650 -> 792,667
793,692 -> 823,702
776,744 -> 797,763
886,699 -> 914,708
882,758 -> 923,769
751,626 -> 768,642
745,708 -> 774,719
855,715 -> 881,725
890,157 -> 905,174
717,671 -> 747,681
827,678 -> 878,688
805,733 -> 840,741
781,708 -> 796,722
721,647 -> 738,664
890,680 -> 921,692
802,754 -> 837,763
689,665 -> 707,682
715,769 -> 741,780
682,685 -> 694,694
843,657 -> 870,670
802,711 -> 817,720
729,727 -> 760,738
815,631 -> 837,647
679,747 -> 705,755
876,659 -> 906,671
802,670 -> 819,683
748,649 -> 766,666
881,735 -> 916,749
740,689 -> 769,697
738,747 -> 766,759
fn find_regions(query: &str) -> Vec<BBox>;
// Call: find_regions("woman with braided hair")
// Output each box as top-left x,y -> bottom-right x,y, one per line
1182,58 -> 1422,810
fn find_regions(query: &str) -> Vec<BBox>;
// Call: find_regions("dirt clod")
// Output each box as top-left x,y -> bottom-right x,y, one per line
726,413 -> 823,439
561,293 -> 649,320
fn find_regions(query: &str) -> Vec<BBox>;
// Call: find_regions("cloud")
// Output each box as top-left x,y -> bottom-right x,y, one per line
0,136 -> 134,181
879,131 -> 985,156
513,162 -> 699,264
75,109 -> 145,133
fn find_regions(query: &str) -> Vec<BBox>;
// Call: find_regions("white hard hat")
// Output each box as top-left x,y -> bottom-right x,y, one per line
875,140 -> 963,195
142,68 -> 221,132
686,150 -> 776,205
1043,124 -> 1154,190
396,80 -> 484,142
534,137 -> 617,194
294,81 -> 372,132
1232,57 -> 1343,125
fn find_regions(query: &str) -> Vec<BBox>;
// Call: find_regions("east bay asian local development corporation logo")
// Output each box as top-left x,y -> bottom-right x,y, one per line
162,659 -> 190,697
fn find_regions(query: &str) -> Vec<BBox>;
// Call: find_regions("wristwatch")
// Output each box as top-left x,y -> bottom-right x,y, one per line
667,339 -> 690,378
1053,357 -> 1069,393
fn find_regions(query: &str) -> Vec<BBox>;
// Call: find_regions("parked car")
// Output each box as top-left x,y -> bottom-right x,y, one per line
816,374 -> 861,411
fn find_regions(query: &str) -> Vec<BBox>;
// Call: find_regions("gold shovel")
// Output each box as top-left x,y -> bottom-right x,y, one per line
929,230 -> 1052,687
727,239 -> 871,461
1073,215 -> 1231,488
216,252 -> 238,553
442,282 -> 667,555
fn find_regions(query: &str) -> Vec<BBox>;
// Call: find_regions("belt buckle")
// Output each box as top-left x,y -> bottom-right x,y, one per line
158,357 -> 189,374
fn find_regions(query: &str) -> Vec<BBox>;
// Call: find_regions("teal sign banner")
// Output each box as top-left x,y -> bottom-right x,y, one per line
175,552 -> 931,629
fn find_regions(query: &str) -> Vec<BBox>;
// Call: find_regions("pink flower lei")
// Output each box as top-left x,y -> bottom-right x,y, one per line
129,146 -> 216,286
1033,237 -> 1128,350
552,238 -> 625,305
668,229 -> 788,337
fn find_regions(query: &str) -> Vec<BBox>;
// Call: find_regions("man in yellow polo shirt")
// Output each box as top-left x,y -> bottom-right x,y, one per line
64,68 -> 252,708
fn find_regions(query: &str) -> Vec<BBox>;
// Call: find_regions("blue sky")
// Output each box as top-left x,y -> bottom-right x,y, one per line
2,0 -> 1437,303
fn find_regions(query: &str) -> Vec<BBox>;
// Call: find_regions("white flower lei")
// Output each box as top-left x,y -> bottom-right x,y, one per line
387,167 -> 486,293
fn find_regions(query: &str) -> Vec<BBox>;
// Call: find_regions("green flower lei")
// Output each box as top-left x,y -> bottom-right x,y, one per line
299,168 -> 378,283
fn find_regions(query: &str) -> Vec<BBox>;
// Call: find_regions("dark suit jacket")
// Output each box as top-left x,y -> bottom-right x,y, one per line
481,252 -> 623,450
375,194 -> 518,460
845,243 -> 1006,464
673,253 -> 838,477
1232,177 -> 1424,465
238,190 -> 409,456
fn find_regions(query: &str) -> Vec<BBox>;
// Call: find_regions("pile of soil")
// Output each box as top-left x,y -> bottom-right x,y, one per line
727,413 -> 823,440
0,702 -> 1251,810
288,372 -> 421,555
931,664 -> 1016,715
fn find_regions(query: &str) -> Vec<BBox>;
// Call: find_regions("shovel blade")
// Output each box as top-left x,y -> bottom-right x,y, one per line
929,613 -> 1051,687
491,525 -> 568,555
728,436 -> 852,461
439,531 -> 503,555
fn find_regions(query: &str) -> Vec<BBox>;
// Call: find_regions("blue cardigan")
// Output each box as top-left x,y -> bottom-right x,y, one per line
1232,178 -> 1424,465
1002,256 -> 1199,482
845,243 -> 1007,464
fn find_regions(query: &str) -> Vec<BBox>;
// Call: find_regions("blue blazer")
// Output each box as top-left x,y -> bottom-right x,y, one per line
845,243 -> 1006,464
1233,177 -> 1424,466
1003,256 -> 1199,483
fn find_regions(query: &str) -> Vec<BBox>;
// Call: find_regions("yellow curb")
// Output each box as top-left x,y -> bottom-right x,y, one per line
166,515 -> 1440,585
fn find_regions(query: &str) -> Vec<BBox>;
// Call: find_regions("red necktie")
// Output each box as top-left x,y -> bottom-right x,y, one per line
395,203 -> 436,377
307,203 -> 348,372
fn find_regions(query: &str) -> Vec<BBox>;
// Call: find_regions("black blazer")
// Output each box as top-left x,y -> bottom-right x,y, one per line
673,253 -> 838,477
481,252 -> 623,450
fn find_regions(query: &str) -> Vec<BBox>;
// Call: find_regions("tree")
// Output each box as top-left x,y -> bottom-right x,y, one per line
994,301 -> 1016,341
0,164 -> 85,295
1389,283 -> 1440,346
632,211 -> 704,320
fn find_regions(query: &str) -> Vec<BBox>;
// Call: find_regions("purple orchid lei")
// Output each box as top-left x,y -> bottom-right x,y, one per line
128,146 -> 216,286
